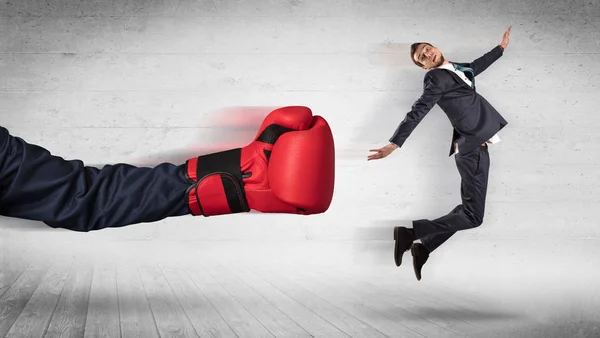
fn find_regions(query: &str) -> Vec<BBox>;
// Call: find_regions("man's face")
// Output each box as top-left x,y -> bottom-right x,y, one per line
413,43 -> 444,70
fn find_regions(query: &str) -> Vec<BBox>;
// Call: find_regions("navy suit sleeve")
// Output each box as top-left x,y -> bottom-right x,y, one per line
388,72 -> 445,148
0,126 -> 191,231
469,45 -> 504,76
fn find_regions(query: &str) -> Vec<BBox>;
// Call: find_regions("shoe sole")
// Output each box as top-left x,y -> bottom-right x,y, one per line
394,227 -> 400,266
411,245 -> 422,281
394,227 -> 410,267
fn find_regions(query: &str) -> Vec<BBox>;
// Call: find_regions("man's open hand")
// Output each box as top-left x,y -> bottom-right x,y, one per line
368,143 -> 398,161
500,26 -> 512,49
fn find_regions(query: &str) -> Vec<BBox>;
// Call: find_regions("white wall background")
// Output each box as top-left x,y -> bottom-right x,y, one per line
1,0 -> 600,298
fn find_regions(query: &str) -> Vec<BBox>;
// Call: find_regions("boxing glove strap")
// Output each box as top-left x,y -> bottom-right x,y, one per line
256,124 -> 293,145
185,148 -> 250,217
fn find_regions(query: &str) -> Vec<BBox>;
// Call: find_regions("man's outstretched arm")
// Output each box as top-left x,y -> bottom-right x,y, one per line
368,72 -> 444,160
470,26 -> 512,76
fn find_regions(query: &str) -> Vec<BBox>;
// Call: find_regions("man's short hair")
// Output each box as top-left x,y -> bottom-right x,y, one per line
410,42 -> 432,67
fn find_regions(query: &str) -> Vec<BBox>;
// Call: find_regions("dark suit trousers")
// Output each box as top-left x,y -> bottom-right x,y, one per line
413,144 -> 490,252
0,126 -> 191,232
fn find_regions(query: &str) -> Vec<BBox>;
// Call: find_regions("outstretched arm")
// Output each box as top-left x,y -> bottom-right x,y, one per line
368,72 -> 445,160
389,72 -> 445,147
0,106 -> 335,230
470,26 -> 512,76
0,126 -> 192,231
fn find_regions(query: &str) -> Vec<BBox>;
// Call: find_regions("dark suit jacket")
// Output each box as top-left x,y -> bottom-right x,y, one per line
389,45 -> 508,156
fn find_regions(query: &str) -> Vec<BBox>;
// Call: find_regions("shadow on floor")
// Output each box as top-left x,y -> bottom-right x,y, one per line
465,318 -> 600,338
408,305 -> 525,322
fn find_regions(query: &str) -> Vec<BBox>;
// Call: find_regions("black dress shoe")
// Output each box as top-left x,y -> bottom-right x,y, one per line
411,243 -> 430,281
393,227 -> 415,266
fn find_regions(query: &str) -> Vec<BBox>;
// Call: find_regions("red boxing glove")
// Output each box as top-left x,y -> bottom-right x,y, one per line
184,106 -> 335,216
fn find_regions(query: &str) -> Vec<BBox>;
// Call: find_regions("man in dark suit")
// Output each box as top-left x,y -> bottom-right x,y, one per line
368,26 -> 512,280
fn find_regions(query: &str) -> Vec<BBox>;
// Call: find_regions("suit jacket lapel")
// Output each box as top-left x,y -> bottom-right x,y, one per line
453,62 -> 476,88
441,68 -> 473,90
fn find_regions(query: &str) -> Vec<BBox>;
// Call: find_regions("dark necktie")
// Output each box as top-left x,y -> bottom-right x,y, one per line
454,64 -> 475,87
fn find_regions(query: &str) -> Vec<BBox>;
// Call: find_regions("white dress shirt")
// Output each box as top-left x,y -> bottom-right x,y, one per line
437,63 -> 501,155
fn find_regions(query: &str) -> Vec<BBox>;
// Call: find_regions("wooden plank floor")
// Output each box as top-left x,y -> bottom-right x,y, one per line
1,256 -> 598,338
